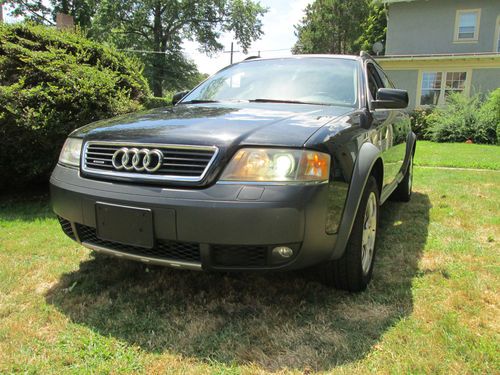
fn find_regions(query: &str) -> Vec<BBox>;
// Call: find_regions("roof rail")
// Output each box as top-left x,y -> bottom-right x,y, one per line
360,50 -> 371,58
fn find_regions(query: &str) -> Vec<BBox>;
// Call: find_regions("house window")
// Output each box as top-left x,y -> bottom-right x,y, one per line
420,72 -> 442,106
420,71 -> 468,106
454,9 -> 481,42
496,17 -> 500,52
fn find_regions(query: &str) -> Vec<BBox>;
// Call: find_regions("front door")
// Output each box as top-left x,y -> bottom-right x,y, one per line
367,62 -> 408,192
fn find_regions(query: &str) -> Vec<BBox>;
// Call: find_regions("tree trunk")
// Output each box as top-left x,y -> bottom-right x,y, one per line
151,2 -> 164,97
152,58 -> 164,97
61,0 -> 70,14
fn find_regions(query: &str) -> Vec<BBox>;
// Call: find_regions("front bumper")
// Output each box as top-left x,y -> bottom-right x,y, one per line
50,164 -> 340,271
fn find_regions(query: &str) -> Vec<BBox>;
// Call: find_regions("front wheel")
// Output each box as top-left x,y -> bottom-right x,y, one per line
319,176 -> 380,292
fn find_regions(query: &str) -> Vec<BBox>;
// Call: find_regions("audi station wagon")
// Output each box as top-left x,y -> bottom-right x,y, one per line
51,53 -> 416,292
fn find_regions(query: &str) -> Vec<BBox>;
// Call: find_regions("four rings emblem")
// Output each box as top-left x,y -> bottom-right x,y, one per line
112,147 -> 164,173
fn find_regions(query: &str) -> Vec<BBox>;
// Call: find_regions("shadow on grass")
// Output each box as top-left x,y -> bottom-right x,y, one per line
46,192 -> 431,372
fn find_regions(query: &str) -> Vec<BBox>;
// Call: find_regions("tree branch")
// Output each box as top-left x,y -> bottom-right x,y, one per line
112,28 -> 152,43
15,0 -> 55,25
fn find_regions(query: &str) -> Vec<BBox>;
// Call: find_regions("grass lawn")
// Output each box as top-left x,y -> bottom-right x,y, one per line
415,141 -> 500,170
0,143 -> 499,374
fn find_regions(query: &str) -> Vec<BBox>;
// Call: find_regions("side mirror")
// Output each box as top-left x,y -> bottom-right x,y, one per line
172,90 -> 190,105
371,88 -> 408,109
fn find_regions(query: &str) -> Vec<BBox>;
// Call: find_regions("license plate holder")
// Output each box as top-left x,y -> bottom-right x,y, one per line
95,202 -> 154,249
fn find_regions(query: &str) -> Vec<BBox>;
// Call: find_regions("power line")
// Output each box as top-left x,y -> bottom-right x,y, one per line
117,49 -> 169,54
118,45 -> 294,67
118,47 -> 292,55
226,48 -> 292,53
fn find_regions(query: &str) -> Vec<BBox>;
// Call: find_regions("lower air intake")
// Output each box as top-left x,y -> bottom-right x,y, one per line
211,244 -> 268,267
75,224 -> 200,262
57,216 -> 76,240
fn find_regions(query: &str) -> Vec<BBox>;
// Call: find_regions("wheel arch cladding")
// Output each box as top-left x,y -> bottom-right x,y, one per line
330,142 -> 382,260
403,131 -> 417,174
370,158 -> 384,196
411,132 -> 417,156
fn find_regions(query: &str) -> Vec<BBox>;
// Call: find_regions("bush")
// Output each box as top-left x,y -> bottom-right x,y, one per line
427,92 -> 498,144
0,23 -> 151,191
477,88 -> 500,145
410,108 -> 433,141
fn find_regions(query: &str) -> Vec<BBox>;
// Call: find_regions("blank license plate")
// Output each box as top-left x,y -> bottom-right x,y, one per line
95,202 -> 154,249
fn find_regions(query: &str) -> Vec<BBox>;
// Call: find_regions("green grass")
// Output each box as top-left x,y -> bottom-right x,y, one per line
415,141 -> 500,170
1,143 -> 499,374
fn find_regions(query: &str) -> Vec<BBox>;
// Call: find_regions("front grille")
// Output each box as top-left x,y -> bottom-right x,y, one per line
76,224 -> 200,262
82,141 -> 218,182
57,216 -> 76,240
212,245 -> 268,267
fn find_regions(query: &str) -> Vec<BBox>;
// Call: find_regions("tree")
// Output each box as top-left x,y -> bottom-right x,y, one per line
90,0 -> 267,96
292,0 -> 386,55
355,1 -> 387,54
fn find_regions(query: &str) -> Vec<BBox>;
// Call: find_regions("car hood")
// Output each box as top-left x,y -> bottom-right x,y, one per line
72,102 -> 354,148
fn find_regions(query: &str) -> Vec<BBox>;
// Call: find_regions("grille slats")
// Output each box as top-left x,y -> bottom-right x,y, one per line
87,151 -> 115,156
212,245 -> 268,267
164,151 -> 214,157
163,161 -> 208,166
88,146 -> 116,152
57,216 -> 76,240
165,156 -> 211,162
76,224 -> 201,262
83,142 -> 217,182
87,165 -> 114,170
86,156 -> 110,161
163,163 -> 205,169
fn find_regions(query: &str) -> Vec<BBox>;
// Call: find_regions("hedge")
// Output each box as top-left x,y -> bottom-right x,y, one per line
426,90 -> 499,145
409,108 -> 433,141
0,23 -> 151,191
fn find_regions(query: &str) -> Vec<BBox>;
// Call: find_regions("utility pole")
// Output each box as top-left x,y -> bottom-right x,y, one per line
230,42 -> 234,65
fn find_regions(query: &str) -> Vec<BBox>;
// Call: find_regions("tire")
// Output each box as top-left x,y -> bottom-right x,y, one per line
391,154 -> 413,202
319,176 -> 380,292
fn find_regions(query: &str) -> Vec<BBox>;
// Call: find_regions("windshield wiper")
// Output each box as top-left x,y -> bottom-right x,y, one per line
248,98 -> 327,105
180,99 -> 220,104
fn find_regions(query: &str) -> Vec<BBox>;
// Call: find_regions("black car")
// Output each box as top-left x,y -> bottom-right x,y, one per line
51,53 -> 416,292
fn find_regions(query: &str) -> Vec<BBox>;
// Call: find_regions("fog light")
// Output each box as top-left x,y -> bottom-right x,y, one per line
272,246 -> 293,258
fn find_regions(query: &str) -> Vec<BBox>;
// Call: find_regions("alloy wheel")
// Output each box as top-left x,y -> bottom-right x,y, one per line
361,192 -> 377,275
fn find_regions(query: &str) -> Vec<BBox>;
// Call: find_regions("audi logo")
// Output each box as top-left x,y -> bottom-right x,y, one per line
112,147 -> 164,173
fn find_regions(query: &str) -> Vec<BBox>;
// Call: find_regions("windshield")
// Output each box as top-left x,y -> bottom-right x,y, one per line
181,58 -> 359,107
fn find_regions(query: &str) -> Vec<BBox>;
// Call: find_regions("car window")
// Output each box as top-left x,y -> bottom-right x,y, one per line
367,63 -> 382,99
374,64 -> 394,89
182,58 -> 359,107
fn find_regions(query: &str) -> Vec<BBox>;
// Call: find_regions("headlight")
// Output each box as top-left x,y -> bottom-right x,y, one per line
58,138 -> 83,167
220,148 -> 330,182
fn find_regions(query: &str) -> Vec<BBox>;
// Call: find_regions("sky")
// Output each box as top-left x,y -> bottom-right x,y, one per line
183,0 -> 314,74
2,0 -> 313,75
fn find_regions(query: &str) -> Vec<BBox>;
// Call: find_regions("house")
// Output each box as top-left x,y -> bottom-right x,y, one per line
377,0 -> 500,109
